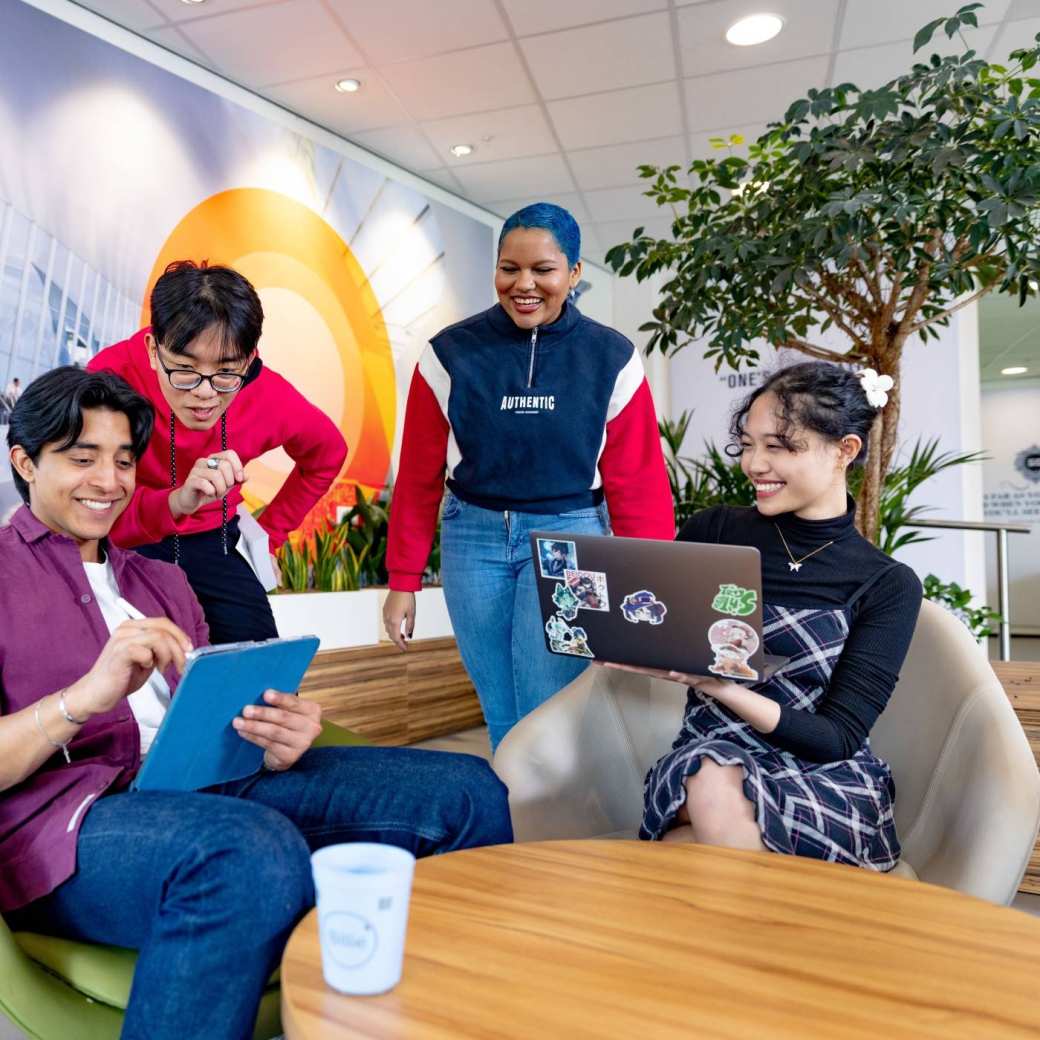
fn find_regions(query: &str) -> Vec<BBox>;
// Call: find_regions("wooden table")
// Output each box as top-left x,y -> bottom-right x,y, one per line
281,840 -> 1040,1039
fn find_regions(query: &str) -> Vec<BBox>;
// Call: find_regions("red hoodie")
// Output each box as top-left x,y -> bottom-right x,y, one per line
88,329 -> 347,549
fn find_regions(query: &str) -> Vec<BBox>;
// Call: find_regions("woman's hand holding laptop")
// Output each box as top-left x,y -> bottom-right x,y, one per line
600,661 -> 782,736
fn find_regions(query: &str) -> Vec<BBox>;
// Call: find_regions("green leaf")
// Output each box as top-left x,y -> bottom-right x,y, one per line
914,17 -> 945,52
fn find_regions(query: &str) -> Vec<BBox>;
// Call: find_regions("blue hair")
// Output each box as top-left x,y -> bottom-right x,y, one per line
498,203 -> 581,267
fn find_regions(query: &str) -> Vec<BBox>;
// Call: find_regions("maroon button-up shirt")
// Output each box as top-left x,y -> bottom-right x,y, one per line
0,507 -> 208,912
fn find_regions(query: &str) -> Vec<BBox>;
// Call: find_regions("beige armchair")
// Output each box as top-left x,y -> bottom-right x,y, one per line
494,600 -> 1040,905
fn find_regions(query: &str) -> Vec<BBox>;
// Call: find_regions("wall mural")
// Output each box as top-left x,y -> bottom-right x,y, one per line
0,0 -> 493,534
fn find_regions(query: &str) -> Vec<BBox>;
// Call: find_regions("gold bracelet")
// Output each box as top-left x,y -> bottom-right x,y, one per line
34,700 -> 72,765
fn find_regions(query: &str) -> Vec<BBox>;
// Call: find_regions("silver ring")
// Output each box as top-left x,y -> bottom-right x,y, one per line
206,457 -> 221,470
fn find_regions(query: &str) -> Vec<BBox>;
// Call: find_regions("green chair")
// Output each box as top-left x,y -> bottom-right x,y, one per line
1,718 -> 368,1040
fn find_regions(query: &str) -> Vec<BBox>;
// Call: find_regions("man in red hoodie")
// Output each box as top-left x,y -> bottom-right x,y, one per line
89,261 -> 346,643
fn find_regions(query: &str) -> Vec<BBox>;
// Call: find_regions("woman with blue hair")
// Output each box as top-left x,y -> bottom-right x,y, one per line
383,203 -> 674,750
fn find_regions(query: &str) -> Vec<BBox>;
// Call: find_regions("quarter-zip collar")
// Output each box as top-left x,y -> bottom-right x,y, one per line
486,300 -> 580,341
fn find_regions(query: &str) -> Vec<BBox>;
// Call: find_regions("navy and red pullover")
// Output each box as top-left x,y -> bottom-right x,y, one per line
387,301 -> 675,591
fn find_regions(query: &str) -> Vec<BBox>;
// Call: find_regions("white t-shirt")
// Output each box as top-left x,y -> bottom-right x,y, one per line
82,558 -> 171,755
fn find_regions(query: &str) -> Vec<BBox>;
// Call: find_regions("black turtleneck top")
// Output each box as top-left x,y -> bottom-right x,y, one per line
677,501 -> 923,763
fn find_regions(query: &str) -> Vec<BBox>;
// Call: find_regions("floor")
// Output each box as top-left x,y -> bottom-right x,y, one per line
3,725 -> 1039,1040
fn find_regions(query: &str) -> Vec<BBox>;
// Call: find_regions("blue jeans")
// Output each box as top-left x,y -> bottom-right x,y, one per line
440,494 -> 609,750
10,747 -> 511,1040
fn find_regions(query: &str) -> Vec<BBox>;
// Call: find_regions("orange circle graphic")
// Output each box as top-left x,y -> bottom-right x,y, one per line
144,188 -> 396,535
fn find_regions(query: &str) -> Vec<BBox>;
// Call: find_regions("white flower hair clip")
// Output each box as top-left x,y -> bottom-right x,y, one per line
857,368 -> 894,409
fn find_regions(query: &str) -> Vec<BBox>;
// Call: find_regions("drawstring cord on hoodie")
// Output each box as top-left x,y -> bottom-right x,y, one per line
169,412 -> 229,565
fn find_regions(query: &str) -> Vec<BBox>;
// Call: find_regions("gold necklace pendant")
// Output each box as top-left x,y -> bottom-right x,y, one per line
775,525 -> 834,573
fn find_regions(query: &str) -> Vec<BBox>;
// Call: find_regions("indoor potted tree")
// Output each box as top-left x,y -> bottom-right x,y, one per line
606,3 -> 1040,543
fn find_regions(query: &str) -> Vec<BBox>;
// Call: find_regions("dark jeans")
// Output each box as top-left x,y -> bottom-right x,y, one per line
137,517 -> 278,644
11,747 -> 512,1040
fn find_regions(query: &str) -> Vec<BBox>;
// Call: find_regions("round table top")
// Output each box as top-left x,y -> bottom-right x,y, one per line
281,840 -> 1040,1040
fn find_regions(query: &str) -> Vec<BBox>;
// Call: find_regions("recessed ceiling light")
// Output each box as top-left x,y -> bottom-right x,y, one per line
179,0 -> 207,5
449,143 -> 474,158
726,13 -> 784,46
1001,366 -> 1029,376
334,78 -> 361,93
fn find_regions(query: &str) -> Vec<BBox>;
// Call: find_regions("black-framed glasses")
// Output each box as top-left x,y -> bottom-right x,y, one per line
155,347 -> 247,393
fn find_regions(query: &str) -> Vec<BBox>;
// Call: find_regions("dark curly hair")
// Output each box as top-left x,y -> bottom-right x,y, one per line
728,361 -> 880,465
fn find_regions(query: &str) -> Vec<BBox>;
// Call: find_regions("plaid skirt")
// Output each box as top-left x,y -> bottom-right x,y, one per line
640,605 -> 900,872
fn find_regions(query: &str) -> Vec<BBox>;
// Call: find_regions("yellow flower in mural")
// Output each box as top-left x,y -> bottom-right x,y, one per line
143,187 -> 396,534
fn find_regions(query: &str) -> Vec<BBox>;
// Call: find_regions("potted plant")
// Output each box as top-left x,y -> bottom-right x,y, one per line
607,3 -> 1040,543
269,486 -> 454,648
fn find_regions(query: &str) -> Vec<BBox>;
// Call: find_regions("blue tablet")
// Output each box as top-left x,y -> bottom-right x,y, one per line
132,635 -> 320,793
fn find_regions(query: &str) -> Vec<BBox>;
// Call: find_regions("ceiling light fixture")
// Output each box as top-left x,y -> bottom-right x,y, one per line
1001,366 -> 1029,376
449,143 -> 474,158
726,13 -> 784,46
334,78 -> 361,93
179,0 -> 207,5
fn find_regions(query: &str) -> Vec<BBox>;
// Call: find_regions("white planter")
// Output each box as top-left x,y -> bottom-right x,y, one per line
377,586 -> 454,642
268,589 -> 381,651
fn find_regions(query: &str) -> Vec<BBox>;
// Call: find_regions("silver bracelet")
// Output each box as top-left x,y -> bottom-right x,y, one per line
34,701 -> 72,765
58,690 -> 88,726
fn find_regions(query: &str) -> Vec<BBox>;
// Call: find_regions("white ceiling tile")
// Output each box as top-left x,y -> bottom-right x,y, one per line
833,27 -> 997,90
568,136 -> 688,191
685,56 -> 829,132
326,0 -> 508,64
76,0 -> 165,31
688,122 -> 767,161
485,193 -> 591,223
416,167 -> 468,195
350,126 -> 443,171
263,70 -> 412,135
838,0 -> 1009,51
594,216 -> 674,252
990,18 -> 1040,63
420,106 -> 558,166
143,25 -> 210,65
1007,0 -> 1040,19
520,12 -> 675,100
548,82 -> 683,150
378,43 -> 536,120
179,0 -> 363,87
451,154 -> 574,202
678,0 -> 839,77
501,0 -> 667,37
584,184 -> 663,221
151,0 -> 261,23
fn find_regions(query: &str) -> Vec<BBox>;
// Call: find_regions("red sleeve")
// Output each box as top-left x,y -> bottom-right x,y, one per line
598,379 -> 675,540
258,379 -> 347,549
386,370 -> 448,592
89,337 -> 186,546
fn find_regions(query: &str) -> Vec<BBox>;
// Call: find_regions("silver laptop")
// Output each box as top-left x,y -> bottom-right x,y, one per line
531,531 -> 787,683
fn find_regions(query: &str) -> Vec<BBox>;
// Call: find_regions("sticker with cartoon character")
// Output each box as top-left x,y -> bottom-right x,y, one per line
545,614 -> 594,658
563,568 -> 609,611
537,538 -> 578,579
706,618 -> 760,681
551,582 -> 581,621
620,589 -> 668,625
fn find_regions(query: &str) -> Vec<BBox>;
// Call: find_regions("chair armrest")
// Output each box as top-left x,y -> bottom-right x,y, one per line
494,665 -> 649,842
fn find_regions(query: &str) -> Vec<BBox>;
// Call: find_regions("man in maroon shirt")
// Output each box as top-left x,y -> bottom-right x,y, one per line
0,367 -> 512,1040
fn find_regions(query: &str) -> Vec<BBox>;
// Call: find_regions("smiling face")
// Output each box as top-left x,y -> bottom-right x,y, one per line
10,407 -> 136,562
738,392 -> 860,520
495,228 -> 581,330
146,326 -> 254,431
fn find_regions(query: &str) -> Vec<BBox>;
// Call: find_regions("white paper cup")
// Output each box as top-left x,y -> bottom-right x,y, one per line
311,843 -> 416,995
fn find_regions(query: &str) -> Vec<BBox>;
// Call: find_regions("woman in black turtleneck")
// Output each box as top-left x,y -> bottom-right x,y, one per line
614,362 -> 922,870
